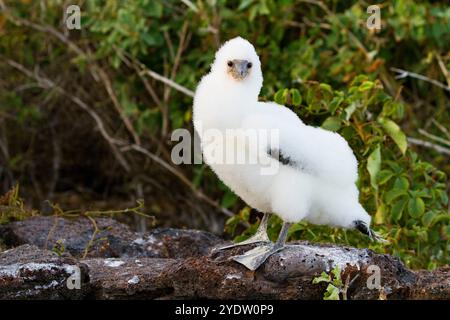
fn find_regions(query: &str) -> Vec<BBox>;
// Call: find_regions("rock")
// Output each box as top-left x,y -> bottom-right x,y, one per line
0,217 -> 448,299
410,267 -> 450,299
0,216 -> 136,258
82,257 -> 176,299
0,244 -> 88,299
124,228 -> 224,259
0,216 -> 223,259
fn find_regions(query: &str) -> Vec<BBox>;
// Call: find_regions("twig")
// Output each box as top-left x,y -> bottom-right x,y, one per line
123,144 -> 238,221
418,129 -> 450,148
140,69 -> 194,97
7,14 -> 140,147
431,119 -> 450,139
435,53 -> 450,88
115,48 -> 164,109
5,57 -> 237,223
10,16 -> 85,57
407,137 -> 450,156
82,214 -> 99,259
163,30 -> 175,61
391,67 -> 450,92
4,58 -> 131,172
162,21 -> 190,135
97,68 -> 141,145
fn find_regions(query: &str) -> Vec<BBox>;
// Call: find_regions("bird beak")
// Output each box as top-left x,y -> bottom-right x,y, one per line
229,59 -> 250,80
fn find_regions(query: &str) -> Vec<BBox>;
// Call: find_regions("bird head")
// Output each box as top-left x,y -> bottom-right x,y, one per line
210,37 -> 263,99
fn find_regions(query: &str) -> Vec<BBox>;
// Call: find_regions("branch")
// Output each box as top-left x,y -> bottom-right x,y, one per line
122,144 -> 237,220
391,67 -> 450,92
431,119 -> 450,139
4,58 -> 235,222
7,14 -> 141,146
407,137 -> 450,156
4,58 -> 131,172
418,129 -> 450,148
140,69 -> 195,98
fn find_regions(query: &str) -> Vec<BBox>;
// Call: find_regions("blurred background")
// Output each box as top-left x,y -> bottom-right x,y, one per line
0,0 -> 449,269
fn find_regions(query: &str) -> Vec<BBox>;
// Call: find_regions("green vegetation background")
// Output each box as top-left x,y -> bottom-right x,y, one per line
0,0 -> 449,269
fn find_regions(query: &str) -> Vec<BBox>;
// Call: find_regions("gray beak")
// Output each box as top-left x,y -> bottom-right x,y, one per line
236,60 -> 249,77
228,59 -> 251,80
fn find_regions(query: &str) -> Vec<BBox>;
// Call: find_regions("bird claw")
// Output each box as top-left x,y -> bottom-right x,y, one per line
231,243 -> 284,271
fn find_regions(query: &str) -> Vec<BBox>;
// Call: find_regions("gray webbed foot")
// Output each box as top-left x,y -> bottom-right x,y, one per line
231,243 -> 285,271
213,233 -> 271,252
212,212 -> 271,253
232,221 -> 292,270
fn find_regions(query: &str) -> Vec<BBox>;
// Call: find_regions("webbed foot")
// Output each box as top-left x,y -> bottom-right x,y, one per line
231,243 -> 285,271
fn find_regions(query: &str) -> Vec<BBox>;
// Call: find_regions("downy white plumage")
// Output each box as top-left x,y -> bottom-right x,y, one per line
193,37 -> 384,270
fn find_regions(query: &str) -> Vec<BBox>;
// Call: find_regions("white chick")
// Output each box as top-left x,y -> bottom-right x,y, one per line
193,37 -> 384,271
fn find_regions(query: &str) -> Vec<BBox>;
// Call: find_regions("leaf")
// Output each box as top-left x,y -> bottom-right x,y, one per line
391,196 -> 408,222
377,169 -> 394,185
393,176 -> 410,190
344,102 -> 358,121
331,266 -> 342,286
274,89 -> 288,105
367,145 -> 381,191
290,88 -> 302,106
378,117 -> 407,154
220,191 -> 237,209
374,202 -> 386,224
321,116 -> 341,132
438,190 -> 448,205
324,284 -> 340,300
385,188 -> 407,204
408,197 -> 425,218
312,271 -> 331,284
146,1 -> 163,18
238,0 -> 254,10
319,83 -> 333,94
358,80 -> 375,91
239,206 -> 251,221
421,210 -> 436,227
329,96 -> 344,114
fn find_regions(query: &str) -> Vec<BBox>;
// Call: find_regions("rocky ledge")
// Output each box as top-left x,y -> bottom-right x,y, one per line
0,216 -> 448,299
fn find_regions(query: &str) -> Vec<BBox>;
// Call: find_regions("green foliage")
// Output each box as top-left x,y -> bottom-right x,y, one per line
312,266 -> 343,300
52,239 -> 66,257
1,0 -> 449,269
0,185 -> 36,225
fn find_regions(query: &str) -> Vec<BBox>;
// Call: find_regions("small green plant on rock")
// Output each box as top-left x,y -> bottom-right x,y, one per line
312,265 -> 345,300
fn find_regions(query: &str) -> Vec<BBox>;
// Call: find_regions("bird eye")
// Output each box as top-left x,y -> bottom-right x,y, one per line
227,61 -> 233,67
247,62 -> 252,68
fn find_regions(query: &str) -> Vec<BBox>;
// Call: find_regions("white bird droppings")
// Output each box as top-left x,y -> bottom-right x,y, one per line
127,275 -> 140,285
104,259 -> 125,268
225,273 -> 242,280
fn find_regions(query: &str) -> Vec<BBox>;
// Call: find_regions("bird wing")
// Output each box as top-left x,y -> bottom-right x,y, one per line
241,102 -> 358,187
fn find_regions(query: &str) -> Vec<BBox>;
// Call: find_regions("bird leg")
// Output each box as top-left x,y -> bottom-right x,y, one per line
232,222 -> 292,271
214,213 -> 271,251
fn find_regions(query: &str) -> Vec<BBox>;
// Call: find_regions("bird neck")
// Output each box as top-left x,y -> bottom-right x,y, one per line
194,73 -> 260,130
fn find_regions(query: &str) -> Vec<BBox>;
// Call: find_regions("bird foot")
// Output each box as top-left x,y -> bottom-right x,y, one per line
231,243 -> 284,271
212,233 -> 271,252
